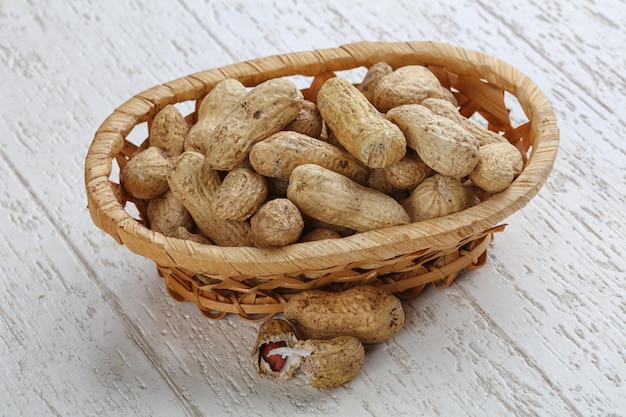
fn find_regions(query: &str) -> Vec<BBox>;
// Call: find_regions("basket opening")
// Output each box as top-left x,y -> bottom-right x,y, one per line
280,74 -> 316,90
109,119 -> 151,226
109,157 -> 121,192
504,91 -> 529,127
467,111 -> 490,129
172,99 -> 196,123
124,200 -> 145,224
113,122 -> 146,190
111,121 -> 147,191
335,66 -> 369,84
123,120 -> 149,150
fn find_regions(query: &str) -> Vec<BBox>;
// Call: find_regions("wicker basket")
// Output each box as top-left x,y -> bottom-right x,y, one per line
84,41 -> 559,320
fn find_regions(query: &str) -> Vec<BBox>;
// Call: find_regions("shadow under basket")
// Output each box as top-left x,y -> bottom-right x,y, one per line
84,41 -> 559,320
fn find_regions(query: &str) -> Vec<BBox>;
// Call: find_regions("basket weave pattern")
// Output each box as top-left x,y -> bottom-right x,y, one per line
84,41 -> 559,319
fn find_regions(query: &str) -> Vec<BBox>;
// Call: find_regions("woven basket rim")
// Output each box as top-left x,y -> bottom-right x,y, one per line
84,40 -> 559,278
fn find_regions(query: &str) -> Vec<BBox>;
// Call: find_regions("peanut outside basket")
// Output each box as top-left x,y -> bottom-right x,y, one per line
84,41 -> 559,320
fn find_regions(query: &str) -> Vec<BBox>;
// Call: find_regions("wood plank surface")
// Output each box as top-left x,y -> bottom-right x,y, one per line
1,1 -> 624,416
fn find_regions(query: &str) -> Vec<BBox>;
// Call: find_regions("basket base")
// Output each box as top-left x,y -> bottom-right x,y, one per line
157,225 -> 505,320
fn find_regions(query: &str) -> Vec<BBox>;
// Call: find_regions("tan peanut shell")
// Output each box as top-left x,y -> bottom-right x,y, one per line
300,228 -> 342,242
382,150 -> 432,190
420,97 -> 462,124
317,77 -> 406,169
176,226 -> 212,245
357,61 -> 393,103
120,146 -> 170,200
166,151 -> 252,247
203,78 -> 304,170
460,118 -> 509,146
249,130 -> 370,184
149,104 -> 188,157
197,79 -> 248,123
439,86 -> 458,105
303,218 -> 355,238
212,167 -> 268,221
463,180 -> 493,208
251,319 -> 302,380
469,142 -> 524,193
185,79 -> 248,154
251,320 -> 364,389
401,174 -> 467,222
372,65 -> 445,112
300,336 -> 365,389
386,104 -> 479,178
146,190 -> 194,237
250,198 -> 304,248
283,286 -> 405,344
282,100 -> 323,138
287,164 -> 410,233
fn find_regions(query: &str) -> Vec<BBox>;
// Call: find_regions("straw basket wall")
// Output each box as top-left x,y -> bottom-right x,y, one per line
84,41 -> 559,320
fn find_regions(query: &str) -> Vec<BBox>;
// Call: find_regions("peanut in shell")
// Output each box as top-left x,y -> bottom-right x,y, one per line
287,164 -> 410,233
283,286 -> 405,344
249,130 -> 370,184
203,78 -> 304,170
386,104 -> 479,178
317,77 -> 406,169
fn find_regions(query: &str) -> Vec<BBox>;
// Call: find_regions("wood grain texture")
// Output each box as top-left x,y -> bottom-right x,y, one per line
1,0 -> 625,416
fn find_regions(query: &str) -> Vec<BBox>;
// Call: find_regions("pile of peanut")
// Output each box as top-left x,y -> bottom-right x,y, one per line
119,64 -> 526,389
120,63 -> 523,248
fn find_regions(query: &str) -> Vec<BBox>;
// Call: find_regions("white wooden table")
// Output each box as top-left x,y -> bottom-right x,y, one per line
1,1 -> 625,416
